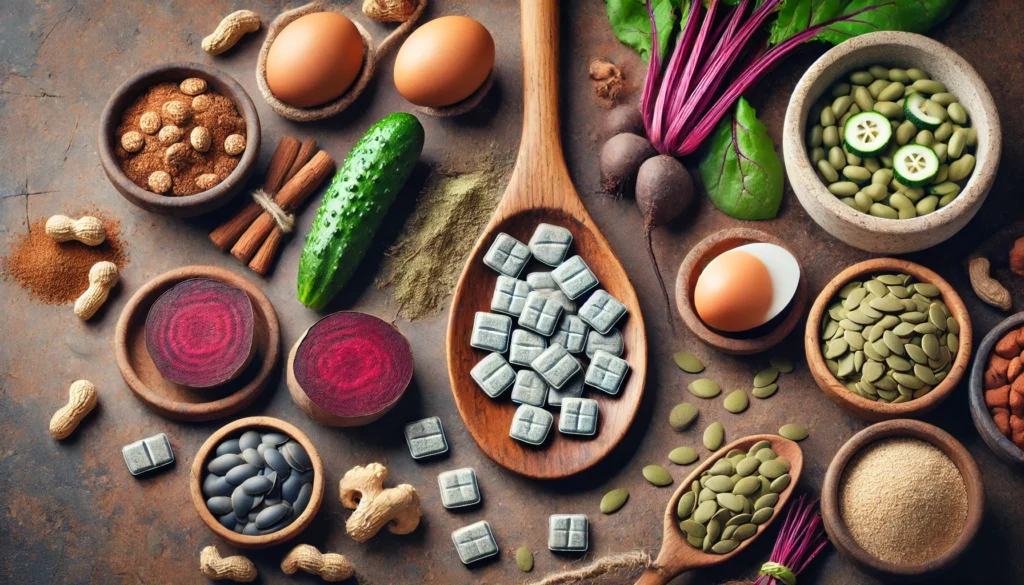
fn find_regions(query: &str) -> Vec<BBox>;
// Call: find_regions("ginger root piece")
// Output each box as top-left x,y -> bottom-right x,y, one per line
339,463 -> 421,542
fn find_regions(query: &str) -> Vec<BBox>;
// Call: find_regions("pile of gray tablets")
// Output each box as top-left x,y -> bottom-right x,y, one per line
201,429 -> 314,536
472,223 -> 631,447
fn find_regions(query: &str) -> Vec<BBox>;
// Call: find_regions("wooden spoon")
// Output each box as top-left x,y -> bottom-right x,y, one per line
636,434 -> 804,585
445,0 -> 647,480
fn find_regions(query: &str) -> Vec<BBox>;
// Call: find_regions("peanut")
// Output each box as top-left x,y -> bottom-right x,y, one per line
363,0 -> 417,22
199,546 -> 257,582
139,111 -> 161,135
196,173 -> 220,191
158,125 -> 183,146
121,131 -> 145,153
191,126 -> 212,152
281,544 -> 354,582
339,463 -> 421,542
45,215 -> 106,246
224,134 -> 246,156
192,94 -> 212,113
74,261 -> 119,320
149,170 -> 172,193
180,77 -> 208,96
49,380 -> 98,440
202,10 -> 261,56
969,256 -> 1011,311
162,100 -> 191,126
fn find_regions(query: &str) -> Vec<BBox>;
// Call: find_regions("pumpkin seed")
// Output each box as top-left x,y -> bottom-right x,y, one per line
735,456 -> 761,477
692,500 -> 718,524
733,523 -> 758,542
770,474 -> 791,493
704,422 -> 725,450
699,487 -> 716,502
689,379 -> 722,398
754,493 -> 779,510
680,519 -> 706,538
673,352 -> 705,373
669,403 -> 699,431
516,547 -> 534,572
747,440 -> 770,456
643,465 -> 673,487
779,424 -> 808,441
687,533 -> 704,548
758,460 -> 787,480
755,447 -> 777,462
705,475 -> 735,493
677,491 -> 696,518
712,539 -> 739,554
724,390 -> 749,414
825,338 -> 849,359
669,447 -> 699,465
601,488 -> 629,514
770,357 -> 794,373
709,459 -> 735,476
716,493 -> 744,513
752,383 -> 778,399
733,476 -> 761,496
751,507 -> 774,525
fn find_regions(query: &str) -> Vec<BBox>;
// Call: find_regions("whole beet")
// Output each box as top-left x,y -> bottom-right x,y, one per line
603,105 -> 645,139
599,132 -> 657,197
635,155 -> 694,319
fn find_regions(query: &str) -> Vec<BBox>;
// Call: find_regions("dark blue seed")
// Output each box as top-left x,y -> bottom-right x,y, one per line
238,431 -> 262,451
256,443 -> 269,457
232,485 -> 255,517
255,504 -> 290,529
281,473 -> 303,502
241,475 -> 272,495
241,448 -> 263,467
225,464 -> 260,486
217,512 -> 237,529
293,483 -> 312,516
261,433 -> 288,445
243,522 -> 260,536
203,474 -> 234,498
215,439 -> 241,456
207,496 -> 233,515
264,448 -> 290,477
282,442 -> 311,471
208,454 -> 243,475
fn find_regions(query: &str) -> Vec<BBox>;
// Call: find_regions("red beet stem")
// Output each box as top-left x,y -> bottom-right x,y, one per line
292,312 -> 413,420
753,494 -> 829,585
145,278 -> 256,389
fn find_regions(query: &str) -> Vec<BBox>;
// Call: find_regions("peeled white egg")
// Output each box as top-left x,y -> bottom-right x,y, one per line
732,242 -> 800,324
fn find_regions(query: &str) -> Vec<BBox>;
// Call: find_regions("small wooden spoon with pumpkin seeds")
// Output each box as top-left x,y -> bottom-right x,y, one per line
634,435 -> 803,585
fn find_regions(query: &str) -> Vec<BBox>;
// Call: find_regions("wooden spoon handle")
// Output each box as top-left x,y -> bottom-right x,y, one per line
634,567 -> 679,585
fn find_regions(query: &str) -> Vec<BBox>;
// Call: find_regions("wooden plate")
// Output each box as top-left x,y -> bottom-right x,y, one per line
675,228 -> 808,355
821,419 -> 984,579
114,266 -> 280,421
804,258 -> 972,421
189,416 -> 324,549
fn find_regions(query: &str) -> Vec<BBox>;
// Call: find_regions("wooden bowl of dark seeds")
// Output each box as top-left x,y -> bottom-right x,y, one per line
189,416 -> 323,549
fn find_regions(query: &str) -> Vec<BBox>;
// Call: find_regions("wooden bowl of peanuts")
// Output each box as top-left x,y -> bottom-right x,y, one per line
98,62 -> 261,217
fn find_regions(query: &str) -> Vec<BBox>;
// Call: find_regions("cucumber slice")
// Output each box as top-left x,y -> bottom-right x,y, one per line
843,112 -> 892,157
893,145 -> 940,188
903,93 -> 941,131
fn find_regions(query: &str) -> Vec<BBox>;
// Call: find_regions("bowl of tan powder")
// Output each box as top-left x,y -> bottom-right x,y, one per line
822,419 -> 984,579
99,62 -> 261,217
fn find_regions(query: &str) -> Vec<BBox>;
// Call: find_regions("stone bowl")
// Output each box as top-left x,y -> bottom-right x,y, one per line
804,258 -> 972,421
98,62 -> 261,217
783,31 -> 1000,253
189,416 -> 324,549
968,311 -> 1024,466
821,419 -> 984,579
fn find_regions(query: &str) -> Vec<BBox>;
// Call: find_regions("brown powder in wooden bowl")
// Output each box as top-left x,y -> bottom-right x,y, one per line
839,437 -> 968,565
2,214 -> 128,304
114,82 -> 246,196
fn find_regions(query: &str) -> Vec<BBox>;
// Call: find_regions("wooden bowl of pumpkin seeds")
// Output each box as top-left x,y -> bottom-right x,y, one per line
783,31 -> 1000,254
805,258 -> 972,421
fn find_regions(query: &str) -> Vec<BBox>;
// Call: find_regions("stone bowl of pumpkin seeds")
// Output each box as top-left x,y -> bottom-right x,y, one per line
804,258 -> 972,422
783,31 -> 1000,254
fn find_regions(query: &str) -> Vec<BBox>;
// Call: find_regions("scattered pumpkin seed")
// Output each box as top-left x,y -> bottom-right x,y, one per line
643,465 -> 673,487
689,379 -> 722,398
673,351 -> 705,373
753,367 -> 780,388
704,422 -> 725,450
752,383 -> 778,399
723,390 -> 749,414
669,446 -> 699,465
779,424 -> 808,441
770,357 -> 794,373
600,488 -> 629,514
669,403 -> 699,431
516,547 -> 534,572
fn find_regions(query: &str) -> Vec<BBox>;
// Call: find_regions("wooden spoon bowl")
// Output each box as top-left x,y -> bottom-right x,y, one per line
445,0 -> 646,480
635,434 -> 804,585
820,419 -> 984,579
804,258 -> 972,421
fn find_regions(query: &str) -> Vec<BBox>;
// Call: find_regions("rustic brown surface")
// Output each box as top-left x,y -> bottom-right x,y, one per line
1,1 -> 1022,584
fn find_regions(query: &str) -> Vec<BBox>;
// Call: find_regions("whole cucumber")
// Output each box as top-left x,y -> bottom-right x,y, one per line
297,113 -> 425,309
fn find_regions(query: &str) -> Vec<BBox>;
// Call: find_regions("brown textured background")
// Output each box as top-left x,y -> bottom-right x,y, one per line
1,1 -> 1022,583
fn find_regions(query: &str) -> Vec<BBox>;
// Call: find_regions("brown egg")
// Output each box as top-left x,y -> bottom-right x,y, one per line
266,12 -> 365,109
394,16 -> 495,108
694,250 -> 774,333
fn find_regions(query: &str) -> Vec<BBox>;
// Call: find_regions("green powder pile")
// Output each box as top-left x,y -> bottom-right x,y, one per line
377,166 -> 508,321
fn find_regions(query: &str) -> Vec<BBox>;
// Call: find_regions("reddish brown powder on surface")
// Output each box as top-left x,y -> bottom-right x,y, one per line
115,82 -> 246,196
2,214 -> 129,304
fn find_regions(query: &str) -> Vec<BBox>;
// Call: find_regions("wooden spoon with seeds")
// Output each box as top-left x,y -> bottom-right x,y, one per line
445,0 -> 647,479
635,434 -> 803,585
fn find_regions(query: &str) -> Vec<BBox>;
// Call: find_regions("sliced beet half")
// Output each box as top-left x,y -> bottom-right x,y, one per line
145,278 -> 256,389
288,312 -> 413,427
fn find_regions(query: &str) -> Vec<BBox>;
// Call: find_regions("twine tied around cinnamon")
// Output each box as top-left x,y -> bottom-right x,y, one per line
251,189 -> 295,233
524,551 -> 660,585
255,0 -> 427,122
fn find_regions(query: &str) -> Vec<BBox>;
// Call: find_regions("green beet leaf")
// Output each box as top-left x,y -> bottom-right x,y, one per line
698,97 -> 784,220
770,0 -> 957,46
606,0 -> 681,62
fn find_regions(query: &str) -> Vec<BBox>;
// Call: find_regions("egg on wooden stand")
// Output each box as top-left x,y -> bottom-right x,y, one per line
393,15 -> 495,108
266,12 -> 365,108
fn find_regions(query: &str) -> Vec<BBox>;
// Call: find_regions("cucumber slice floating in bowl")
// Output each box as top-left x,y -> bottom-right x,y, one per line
843,112 -> 892,157
904,93 -> 941,131
893,144 -> 940,188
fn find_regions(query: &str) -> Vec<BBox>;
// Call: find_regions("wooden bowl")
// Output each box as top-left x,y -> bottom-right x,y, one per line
114,266 -> 281,421
674,228 -> 808,355
805,258 -> 972,421
821,419 -> 984,579
189,416 -> 324,549
783,32 -> 1000,253
968,311 -> 1024,465
98,62 -> 261,217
